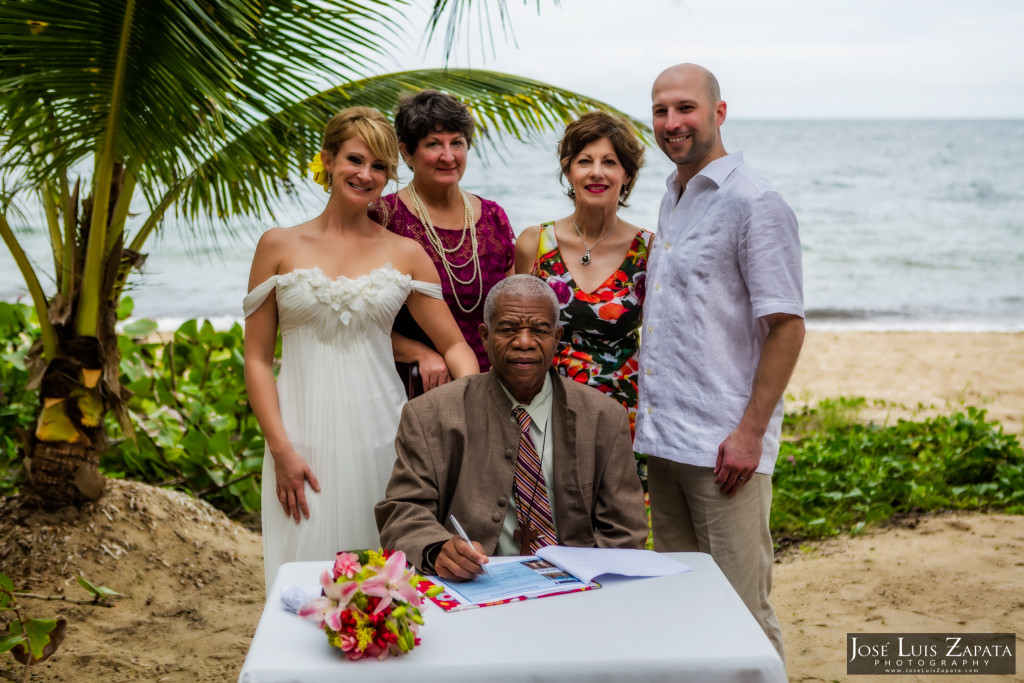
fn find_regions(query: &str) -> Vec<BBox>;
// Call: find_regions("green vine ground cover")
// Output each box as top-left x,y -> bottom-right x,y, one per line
2,301 -> 1022,542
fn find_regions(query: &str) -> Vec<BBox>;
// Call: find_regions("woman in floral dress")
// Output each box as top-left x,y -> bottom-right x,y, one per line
515,112 -> 651,476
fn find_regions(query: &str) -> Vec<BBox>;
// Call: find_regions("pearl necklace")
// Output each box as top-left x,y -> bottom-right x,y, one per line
406,183 -> 482,313
572,216 -> 618,266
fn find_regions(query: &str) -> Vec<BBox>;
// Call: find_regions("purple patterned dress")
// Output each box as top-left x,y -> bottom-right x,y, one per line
372,193 -> 515,372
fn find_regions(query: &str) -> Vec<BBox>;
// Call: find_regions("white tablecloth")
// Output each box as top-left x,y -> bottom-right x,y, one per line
239,552 -> 786,683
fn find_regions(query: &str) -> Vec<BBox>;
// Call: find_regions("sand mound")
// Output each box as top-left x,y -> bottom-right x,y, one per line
0,479 -> 264,682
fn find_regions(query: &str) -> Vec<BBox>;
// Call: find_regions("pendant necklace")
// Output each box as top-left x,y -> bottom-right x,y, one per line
406,183 -> 482,313
572,216 -> 618,266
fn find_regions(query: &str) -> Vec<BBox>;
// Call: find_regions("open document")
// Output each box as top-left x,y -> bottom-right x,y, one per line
419,547 -> 691,611
535,546 -> 692,583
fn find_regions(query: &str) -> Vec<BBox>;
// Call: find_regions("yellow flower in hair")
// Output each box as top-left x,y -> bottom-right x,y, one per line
309,152 -> 330,191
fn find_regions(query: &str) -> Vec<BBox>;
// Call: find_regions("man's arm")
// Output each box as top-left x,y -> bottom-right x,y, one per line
375,400 -> 489,580
715,312 -> 805,496
375,403 -> 452,569
592,407 -> 648,549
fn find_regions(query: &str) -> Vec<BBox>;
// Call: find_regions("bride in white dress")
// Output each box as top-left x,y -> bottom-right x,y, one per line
243,107 -> 479,590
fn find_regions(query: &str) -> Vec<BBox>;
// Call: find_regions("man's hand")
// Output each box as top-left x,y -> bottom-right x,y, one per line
714,425 -> 762,497
434,536 -> 488,581
714,313 -> 804,498
272,447 -> 321,522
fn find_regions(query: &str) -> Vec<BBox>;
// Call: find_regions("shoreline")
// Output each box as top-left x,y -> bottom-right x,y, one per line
138,315 -> 1024,334
138,325 -> 1024,435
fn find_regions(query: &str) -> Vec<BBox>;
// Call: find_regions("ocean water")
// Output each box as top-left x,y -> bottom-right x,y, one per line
1,120 -> 1022,331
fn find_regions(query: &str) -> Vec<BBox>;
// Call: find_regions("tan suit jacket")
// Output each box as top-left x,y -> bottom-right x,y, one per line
375,368 -> 647,570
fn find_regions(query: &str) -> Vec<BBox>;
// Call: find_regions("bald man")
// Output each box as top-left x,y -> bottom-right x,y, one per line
634,63 -> 805,660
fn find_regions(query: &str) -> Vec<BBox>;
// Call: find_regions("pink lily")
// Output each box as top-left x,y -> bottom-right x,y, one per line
360,551 -> 419,615
297,569 -> 358,627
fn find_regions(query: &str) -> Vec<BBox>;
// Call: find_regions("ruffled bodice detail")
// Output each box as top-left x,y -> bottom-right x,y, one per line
243,266 -> 442,343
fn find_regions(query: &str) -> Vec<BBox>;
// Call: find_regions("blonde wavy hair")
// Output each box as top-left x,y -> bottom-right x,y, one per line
321,106 -> 400,182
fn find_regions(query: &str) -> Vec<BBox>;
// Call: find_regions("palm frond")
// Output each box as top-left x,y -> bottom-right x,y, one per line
426,0 -> 555,59
0,0 -> 407,186
165,68 -> 650,227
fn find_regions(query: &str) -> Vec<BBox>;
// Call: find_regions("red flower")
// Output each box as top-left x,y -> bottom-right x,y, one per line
598,302 -> 627,320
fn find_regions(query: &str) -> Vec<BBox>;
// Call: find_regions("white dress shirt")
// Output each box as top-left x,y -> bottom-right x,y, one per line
634,152 -> 804,475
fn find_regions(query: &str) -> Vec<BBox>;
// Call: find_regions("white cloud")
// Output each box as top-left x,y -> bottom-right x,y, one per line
390,0 -> 1024,119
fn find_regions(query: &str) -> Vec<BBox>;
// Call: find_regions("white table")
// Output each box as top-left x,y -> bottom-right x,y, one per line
239,552 -> 786,682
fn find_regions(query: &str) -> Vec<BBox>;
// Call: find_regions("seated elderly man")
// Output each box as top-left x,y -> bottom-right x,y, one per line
376,274 -> 647,581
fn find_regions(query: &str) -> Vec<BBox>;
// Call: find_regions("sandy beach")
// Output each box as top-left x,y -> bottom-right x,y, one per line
790,330 -> 1024,436
2,330 -> 1022,682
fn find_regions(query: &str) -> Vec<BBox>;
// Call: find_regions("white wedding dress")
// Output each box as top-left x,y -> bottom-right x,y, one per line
243,266 -> 442,590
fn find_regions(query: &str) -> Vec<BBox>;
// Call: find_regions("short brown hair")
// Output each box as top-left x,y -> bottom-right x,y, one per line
558,111 -> 645,207
321,106 -> 399,181
393,90 -> 475,155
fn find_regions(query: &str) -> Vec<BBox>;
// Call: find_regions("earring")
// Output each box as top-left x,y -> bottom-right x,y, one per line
567,185 -> 576,199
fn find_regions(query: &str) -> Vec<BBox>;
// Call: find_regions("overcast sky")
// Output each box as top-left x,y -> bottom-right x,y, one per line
388,0 -> 1024,120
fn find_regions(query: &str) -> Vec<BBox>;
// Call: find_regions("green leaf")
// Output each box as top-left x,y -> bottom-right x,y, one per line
123,318 -> 159,339
116,295 -> 135,320
77,576 -> 122,599
0,632 -> 27,654
22,618 -> 58,660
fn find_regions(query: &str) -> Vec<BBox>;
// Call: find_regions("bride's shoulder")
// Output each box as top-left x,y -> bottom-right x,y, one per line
255,225 -> 301,251
379,230 -> 436,279
381,229 -> 426,258
254,221 -> 321,257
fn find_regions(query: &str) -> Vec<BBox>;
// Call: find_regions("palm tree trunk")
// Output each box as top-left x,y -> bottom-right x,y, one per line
26,440 -> 106,503
24,315 -> 120,505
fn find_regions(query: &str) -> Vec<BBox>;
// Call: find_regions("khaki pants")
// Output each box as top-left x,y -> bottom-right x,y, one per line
648,457 -> 785,662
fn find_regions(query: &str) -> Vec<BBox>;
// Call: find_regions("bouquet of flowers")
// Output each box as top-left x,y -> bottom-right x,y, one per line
298,549 -> 439,660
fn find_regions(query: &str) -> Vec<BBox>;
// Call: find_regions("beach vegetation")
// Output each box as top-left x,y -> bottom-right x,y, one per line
0,0 -> 647,507
0,302 -> 37,497
773,402 -> 1024,546
104,315 -> 266,517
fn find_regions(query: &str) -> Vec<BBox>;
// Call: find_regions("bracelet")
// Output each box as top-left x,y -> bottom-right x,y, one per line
421,540 -> 445,575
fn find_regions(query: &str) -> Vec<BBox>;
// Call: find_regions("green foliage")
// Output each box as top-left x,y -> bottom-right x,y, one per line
782,395 -> 870,434
1,569 -> 115,677
0,571 -> 61,670
76,576 -> 122,602
104,319 -> 265,516
0,301 -> 38,496
773,401 -> 1024,543
0,300 -> 263,516
4,617 -> 55,661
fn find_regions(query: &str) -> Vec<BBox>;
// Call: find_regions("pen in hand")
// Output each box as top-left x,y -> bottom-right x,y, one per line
448,514 -> 489,576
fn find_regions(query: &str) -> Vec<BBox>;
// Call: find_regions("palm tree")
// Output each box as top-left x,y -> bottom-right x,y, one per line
0,0 -> 647,506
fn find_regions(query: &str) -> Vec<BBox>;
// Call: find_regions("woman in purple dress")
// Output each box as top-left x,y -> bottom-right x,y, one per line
372,90 -> 514,395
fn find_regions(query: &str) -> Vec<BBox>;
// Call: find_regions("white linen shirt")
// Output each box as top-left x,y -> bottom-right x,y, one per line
633,152 -> 803,475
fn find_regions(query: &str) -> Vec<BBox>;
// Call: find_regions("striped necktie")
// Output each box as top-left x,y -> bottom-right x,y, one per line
511,406 -> 557,554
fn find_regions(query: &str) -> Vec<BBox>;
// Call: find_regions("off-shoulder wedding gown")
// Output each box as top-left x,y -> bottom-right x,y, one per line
243,266 -> 442,589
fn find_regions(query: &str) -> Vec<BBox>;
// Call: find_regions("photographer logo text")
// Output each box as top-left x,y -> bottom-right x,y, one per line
847,633 -> 1015,675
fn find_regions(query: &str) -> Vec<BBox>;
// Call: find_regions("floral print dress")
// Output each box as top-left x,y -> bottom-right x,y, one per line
530,222 -> 652,439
